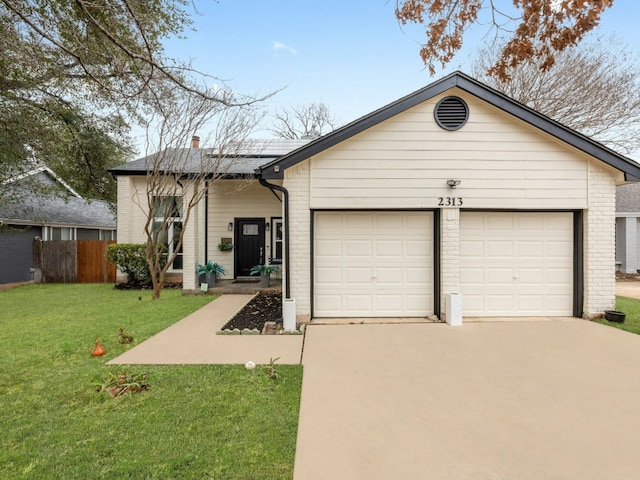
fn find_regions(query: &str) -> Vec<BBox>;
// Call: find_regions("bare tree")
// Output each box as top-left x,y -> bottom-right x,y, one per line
471,36 -> 640,156
395,0 -> 614,80
270,103 -> 338,139
130,87 -> 262,299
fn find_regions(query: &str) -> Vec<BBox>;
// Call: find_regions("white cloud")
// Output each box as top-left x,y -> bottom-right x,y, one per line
272,41 -> 297,55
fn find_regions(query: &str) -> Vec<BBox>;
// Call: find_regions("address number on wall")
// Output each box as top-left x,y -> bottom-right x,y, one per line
438,197 -> 463,207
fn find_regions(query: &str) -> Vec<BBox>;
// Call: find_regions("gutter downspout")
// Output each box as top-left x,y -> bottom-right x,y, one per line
258,177 -> 291,299
204,180 -> 209,263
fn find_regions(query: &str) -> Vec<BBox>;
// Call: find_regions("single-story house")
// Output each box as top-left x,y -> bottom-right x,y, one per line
0,165 -> 116,285
616,182 -> 640,273
111,71 -> 640,321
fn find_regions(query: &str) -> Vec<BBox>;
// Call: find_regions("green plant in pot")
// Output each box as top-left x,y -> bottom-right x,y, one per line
250,264 -> 279,288
196,261 -> 226,292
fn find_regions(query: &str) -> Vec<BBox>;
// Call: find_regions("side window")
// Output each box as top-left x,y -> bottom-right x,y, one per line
152,196 -> 183,270
271,218 -> 283,263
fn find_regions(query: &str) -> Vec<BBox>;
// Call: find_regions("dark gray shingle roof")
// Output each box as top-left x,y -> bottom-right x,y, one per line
110,139 -> 311,177
0,194 -> 115,228
1,170 -> 115,228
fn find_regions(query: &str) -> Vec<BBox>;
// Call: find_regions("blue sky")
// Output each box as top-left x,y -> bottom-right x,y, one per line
155,0 -> 640,143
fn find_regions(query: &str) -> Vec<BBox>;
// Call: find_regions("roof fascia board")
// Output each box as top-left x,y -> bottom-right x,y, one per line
4,166 -> 83,198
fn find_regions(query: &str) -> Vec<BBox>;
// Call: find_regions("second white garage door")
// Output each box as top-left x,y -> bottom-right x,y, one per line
460,212 -> 573,317
314,211 -> 434,318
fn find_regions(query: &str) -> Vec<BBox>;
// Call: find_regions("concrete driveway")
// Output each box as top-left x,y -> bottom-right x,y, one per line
294,320 -> 640,479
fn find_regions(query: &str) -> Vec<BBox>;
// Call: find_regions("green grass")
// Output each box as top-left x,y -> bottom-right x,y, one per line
0,284 -> 302,479
594,296 -> 640,335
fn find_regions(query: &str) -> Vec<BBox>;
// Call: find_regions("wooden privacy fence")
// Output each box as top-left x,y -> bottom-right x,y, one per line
33,240 -> 116,283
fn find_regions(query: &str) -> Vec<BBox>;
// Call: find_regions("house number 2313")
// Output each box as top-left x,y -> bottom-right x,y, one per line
438,197 -> 463,207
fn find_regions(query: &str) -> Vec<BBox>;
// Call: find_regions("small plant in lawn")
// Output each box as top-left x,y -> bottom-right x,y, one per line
264,357 -> 281,380
95,371 -> 149,398
118,327 -> 134,344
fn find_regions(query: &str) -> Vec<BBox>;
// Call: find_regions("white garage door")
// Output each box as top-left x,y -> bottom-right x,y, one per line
460,212 -> 573,317
314,211 -> 434,317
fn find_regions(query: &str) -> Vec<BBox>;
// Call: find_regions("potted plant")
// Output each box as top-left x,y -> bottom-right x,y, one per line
250,264 -> 279,288
196,261 -> 226,291
217,241 -> 233,251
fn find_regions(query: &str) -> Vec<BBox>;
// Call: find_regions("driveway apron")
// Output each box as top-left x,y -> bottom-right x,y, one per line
294,320 -> 640,480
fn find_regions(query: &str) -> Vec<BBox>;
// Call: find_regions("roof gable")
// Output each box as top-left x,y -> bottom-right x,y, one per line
259,71 -> 640,181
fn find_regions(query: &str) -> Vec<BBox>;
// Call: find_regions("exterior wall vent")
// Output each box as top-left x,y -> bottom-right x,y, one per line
434,96 -> 469,131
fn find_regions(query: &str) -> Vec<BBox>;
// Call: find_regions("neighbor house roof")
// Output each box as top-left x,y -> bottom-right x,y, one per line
109,139 -> 311,177
616,183 -> 640,213
0,195 -> 115,229
258,71 -> 640,181
0,167 -> 115,229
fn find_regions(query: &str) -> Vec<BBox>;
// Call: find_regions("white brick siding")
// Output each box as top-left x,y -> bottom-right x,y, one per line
584,161 -> 617,316
285,162 -> 311,321
440,208 -> 460,321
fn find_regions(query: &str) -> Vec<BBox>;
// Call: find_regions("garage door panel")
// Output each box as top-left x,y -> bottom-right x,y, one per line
546,241 -> 572,257
406,267 -> 431,284
487,268 -> 514,285
345,214 -> 373,230
487,295 -> 514,314
460,212 -> 573,317
488,215 -> 515,230
316,267 -> 340,284
460,267 -> 484,286
547,295 -> 573,313
517,295 -> 543,312
517,241 -> 543,257
406,239 -> 430,256
405,295 -> 433,314
376,240 -> 403,256
346,267 -> 373,284
376,215 -> 403,230
346,294 -> 373,311
346,240 -> 372,256
487,241 -> 514,258
315,211 -> 433,317
375,295 -> 403,312
316,239 -> 342,256
546,267 -> 572,285
518,268 -> 544,284
460,240 -> 484,257
376,267 -> 403,284
516,215 -> 544,230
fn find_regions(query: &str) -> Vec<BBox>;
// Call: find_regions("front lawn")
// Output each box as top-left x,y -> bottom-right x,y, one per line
594,296 -> 640,335
0,284 -> 302,479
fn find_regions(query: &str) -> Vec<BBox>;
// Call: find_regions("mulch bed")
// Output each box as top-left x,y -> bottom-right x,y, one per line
221,292 -> 282,331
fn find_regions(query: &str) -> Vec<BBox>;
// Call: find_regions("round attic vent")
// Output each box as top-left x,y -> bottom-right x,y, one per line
434,96 -> 469,131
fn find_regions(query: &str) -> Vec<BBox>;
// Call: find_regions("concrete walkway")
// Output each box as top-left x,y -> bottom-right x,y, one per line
616,280 -> 640,299
107,294 -> 303,365
294,320 -> 640,480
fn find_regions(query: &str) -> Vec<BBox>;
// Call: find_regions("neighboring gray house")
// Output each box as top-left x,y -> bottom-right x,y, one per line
616,182 -> 640,273
0,166 -> 116,285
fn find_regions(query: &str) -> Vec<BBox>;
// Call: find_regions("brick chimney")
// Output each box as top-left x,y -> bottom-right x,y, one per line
191,135 -> 200,149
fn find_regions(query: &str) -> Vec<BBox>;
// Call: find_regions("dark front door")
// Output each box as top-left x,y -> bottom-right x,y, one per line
234,218 -> 265,277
